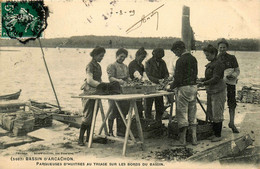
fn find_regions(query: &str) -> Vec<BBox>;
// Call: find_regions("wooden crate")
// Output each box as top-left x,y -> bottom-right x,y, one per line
117,118 -> 165,139
1,113 -> 16,131
13,118 -> 35,136
121,85 -> 157,94
168,118 -> 214,142
0,111 -> 35,136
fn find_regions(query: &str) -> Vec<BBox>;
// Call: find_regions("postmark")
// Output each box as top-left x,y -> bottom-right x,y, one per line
1,0 -> 48,44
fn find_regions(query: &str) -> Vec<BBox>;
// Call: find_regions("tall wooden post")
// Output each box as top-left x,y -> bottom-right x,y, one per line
182,6 -> 193,51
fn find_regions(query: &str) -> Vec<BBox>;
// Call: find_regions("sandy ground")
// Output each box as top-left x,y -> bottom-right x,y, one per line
0,102 -> 259,169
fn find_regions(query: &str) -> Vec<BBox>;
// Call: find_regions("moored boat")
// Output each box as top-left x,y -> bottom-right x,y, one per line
0,89 -> 22,100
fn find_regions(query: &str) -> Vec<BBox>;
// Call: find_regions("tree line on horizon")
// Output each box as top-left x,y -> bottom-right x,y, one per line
0,35 -> 259,51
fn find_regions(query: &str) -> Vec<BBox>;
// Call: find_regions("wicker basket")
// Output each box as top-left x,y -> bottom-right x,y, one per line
121,85 -> 157,94
168,118 -> 214,141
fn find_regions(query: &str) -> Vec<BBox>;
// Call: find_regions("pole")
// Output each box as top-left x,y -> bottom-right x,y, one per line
182,6 -> 192,52
38,38 -> 62,111
196,96 -> 208,121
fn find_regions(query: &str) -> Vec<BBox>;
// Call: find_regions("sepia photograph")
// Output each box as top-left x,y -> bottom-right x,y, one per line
0,0 -> 259,169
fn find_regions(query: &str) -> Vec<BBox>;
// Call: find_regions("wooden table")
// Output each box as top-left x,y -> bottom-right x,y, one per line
72,91 -> 174,156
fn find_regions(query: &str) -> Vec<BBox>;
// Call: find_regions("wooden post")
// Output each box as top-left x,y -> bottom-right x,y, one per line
182,6 -> 193,52
98,100 -> 108,135
122,102 -> 134,156
98,104 -> 112,135
133,101 -> 144,143
114,101 -> 136,142
88,99 -> 100,148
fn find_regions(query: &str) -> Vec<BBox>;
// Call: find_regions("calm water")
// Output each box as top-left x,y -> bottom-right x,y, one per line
0,47 -> 260,112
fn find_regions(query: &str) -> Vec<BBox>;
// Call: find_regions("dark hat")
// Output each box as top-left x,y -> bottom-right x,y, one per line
152,48 -> 164,56
217,38 -> 229,48
136,47 -> 147,57
90,46 -> 106,57
203,44 -> 218,55
116,48 -> 128,56
171,41 -> 186,51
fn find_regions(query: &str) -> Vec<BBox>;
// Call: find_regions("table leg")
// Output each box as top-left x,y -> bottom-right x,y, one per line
114,101 -> 136,142
98,102 -> 112,135
169,103 -> 173,123
133,100 -> 144,143
88,99 -> 99,148
98,100 -> 108,135
122,101 -> 134,156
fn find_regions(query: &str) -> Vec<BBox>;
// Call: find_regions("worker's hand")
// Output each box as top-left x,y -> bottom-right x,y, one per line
226,75 -> 235,80
197,82 -> 205,88
118,79 -> 126,85
158,79 -> 164,84
165,84 -> 173,91
167,81 -> 174,86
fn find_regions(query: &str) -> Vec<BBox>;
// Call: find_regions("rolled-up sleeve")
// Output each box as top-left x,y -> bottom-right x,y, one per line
107,64 -> 116,79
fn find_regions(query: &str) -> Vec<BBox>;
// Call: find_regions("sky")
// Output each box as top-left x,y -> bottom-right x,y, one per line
44,0 -> 260,40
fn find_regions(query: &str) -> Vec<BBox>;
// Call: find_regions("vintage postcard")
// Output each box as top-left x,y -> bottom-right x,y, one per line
0,0 -> 259,169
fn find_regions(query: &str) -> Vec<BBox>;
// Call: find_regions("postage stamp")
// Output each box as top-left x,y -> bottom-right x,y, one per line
0,0 -> 48,43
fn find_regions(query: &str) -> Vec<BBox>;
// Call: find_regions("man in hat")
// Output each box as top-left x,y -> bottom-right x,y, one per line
217,38 -> 240,133
169,41 -> 198,146
145,48 -> 169,123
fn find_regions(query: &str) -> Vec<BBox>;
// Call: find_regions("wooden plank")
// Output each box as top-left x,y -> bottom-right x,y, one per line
0,108 -> 23,113
219,146 -> 260,164
27,128 -> 64,141
0,101 -> 28,108
72,91 -> 174,101
0,136 -> 39,149
187,134 -> 254,162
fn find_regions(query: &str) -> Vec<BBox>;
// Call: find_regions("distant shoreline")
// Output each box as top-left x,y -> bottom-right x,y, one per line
0,35 -> 259,51
1,46 -> 260,53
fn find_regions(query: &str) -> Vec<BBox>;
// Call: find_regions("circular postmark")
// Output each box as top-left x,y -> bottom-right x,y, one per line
1,0 -> 48,44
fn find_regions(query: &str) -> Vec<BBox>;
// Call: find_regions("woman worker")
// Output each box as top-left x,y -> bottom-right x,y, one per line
78,46 -> 106,146
107,48 -> 131,136
198,44 -> 226,142
145,48 -> 169,123
128,47 -> 148,118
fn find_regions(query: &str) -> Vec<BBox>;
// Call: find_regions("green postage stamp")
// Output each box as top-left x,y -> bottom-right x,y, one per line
0,0 -> 48,43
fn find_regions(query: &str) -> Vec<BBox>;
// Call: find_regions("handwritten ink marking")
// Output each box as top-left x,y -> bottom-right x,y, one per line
110,8 -> 113,16
110,9 -> 135,16
110,0 -> 118,6
129,10 -> 135,16
126,4 -> 164,34
102,14 -> 108,20
82,0 -> 93,7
